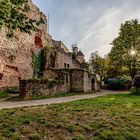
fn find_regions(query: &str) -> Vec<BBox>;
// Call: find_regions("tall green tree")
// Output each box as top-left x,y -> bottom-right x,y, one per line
109,19 -> 140,79
89,51 -> 107,85
0,0 -> 44,38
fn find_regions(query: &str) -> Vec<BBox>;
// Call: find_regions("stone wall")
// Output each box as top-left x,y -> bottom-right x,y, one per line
70,69 -> 94,92
70,69 -> 84,92
55,51 -> 73,68
19,70 -> 71,99
20,78 -> 70,99
84,71 -> 92,92
19,68 -> 99,99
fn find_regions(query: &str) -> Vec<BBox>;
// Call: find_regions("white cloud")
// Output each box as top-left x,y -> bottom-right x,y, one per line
78,2 -> 140,60
32,0 -> 140,61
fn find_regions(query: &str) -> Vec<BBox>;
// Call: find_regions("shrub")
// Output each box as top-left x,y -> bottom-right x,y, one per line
130,86 -> 137,95
6,87 -> 19,94
104,78 -> 132,90
105,79 -> 124,90
123,80 -> 132,90
132,75 -> 140,88
117,75 -> 132,81
131,75 -> 140,95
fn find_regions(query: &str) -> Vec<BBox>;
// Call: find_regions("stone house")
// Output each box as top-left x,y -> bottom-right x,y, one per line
19,40 -> 99,99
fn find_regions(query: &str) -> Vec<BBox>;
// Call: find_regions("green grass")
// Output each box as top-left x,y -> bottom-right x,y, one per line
0,87 -> 19,100
0,92 -> 9,99
0,93 -> 140,139
6,96 -> 23,101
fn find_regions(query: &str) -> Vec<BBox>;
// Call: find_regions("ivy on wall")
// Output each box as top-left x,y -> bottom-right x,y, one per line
32,52 -> 38,78
32,47 -> 47,78
0,0 -> 45,38
37,47 -> 46,77
48,48 -> 57,68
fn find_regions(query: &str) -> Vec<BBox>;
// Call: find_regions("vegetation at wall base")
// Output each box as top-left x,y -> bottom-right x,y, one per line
5,87 -> 19,94
0,92 -> 9,99
6,92 -> 95,101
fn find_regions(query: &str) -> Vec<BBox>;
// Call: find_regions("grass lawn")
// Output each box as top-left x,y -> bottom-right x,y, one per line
0,93 -> 140,140
0,92 -> 9,99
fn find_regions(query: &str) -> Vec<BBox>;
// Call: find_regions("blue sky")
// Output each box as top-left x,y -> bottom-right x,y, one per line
32,0 -> 140,60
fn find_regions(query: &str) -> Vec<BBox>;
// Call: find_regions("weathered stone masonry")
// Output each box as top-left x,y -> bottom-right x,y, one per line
19,69 -> 97,99
19,78 -> 70,99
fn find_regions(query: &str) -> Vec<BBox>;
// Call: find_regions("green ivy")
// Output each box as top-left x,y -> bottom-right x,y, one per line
32,53 -> 38,79
32,47 -> 46,79
37,48 -> 46,78
0,0 -> 45,38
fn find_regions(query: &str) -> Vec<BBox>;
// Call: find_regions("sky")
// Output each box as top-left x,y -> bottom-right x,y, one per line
32,0 -> 140,60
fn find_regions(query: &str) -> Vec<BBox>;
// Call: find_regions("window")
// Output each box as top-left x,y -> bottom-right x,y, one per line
64,63 -> 67,68
67,64 -> 70,68
64,63 -> 70,68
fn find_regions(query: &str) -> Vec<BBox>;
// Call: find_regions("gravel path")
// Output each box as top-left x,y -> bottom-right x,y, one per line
0,90 -> 128,110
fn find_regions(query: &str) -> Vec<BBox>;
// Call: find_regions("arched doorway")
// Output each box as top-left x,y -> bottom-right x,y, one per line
91,78 -> 95,91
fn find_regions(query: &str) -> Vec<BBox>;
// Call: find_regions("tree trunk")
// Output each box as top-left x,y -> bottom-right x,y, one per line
130,59 -> 136,80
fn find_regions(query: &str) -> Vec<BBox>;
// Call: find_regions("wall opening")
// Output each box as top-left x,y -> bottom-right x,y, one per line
0,73 -> 3,80
91,78 -> 95,91
35,33 -> 43,48
64,63 -> 67,68
66,74 -> 69,83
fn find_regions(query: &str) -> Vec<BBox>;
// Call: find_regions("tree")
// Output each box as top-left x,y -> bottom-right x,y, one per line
89,51 -> 107,86
106,59 -> 130,78
109,19 -> 140,79
0,0 -> 44,38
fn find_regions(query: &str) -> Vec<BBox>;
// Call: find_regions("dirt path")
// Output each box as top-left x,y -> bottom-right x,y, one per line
0,90 -> 128,110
